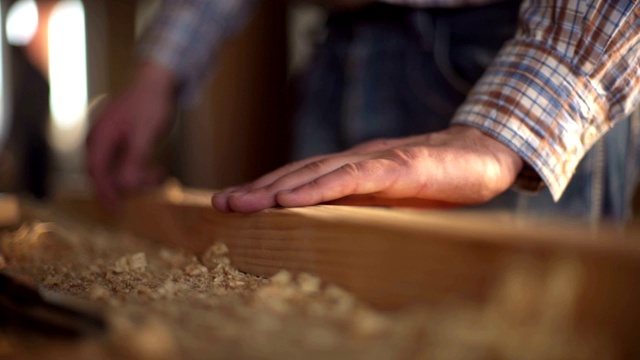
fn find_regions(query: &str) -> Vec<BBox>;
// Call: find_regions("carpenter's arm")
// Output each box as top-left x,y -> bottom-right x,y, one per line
88,0 -> 259,210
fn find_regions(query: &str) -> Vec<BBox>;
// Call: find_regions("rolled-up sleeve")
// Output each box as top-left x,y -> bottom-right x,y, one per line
451,1 -> 640,201
138,0 -> 258,106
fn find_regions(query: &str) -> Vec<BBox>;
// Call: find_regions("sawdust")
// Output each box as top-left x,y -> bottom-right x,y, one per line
0,207 -> 616,360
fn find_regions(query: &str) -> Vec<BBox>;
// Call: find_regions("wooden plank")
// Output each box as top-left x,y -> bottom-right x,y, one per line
0,194 -> 20,228
54,189 -> 640,356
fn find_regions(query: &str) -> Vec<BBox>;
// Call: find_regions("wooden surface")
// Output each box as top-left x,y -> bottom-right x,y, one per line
54,189 -> 640,356
0,194 -> 20,228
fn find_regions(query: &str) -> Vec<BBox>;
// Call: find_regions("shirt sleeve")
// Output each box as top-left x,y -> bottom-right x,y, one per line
137,0 -> 259,106
450,0 -> 640,201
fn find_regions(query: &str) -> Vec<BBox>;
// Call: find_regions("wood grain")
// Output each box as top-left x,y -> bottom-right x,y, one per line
0,194 -> 20,228
54,188 -> 640,356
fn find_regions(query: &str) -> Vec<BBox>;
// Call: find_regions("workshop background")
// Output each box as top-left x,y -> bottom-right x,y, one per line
0,0 -> 326,198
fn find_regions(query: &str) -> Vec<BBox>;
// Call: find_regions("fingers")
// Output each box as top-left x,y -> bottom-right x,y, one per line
212,153 -> 358,212
87,108 -> 165,211
87,112 -> 122,211
211,155 -> 332,212
239,152 -> 335,191
217,158 -> 395,212
211,186 -> 241,212
211,142 -> 412,212
274,159 -> 399,208
211,126 -> 523,213
115,127 -> 159,190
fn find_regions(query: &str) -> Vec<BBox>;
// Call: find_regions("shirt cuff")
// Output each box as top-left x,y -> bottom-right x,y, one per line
451,38 -> 608,201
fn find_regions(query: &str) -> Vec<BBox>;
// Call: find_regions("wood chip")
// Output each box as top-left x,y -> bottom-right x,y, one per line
269,270 -> 292,286
297,272 -> 321,295
185,263 -> 208,276
128,252 -> 147,272
89,284 -> 111,301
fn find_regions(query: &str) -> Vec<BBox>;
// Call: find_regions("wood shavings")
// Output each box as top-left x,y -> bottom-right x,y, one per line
111,253 -> 148,274
207,242 -> 228,256
109,316 -> 178,360
111,256 -> 130,274
250,312 -> 283,333
184,263 -> 208,276
42,273 -> 64,286
324,284 -> 356,316
269,270 -> 292,285
296,272 -> 321,295
201,242 -> 230,268
302,325 -> 340,350
351,308 -> 389,337
89,284 -> 111,301
128,253 -> 148,272
0,206 -> 615,360
0,220 -> 81,263
159,249 -> 186,268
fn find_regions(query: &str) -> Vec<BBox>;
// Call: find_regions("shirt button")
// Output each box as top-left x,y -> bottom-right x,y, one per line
581,126 -> 598,145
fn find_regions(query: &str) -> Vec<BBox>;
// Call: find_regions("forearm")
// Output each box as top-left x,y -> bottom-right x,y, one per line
131,62 -> 176,97
137,0 -> 260,106
451,0 -> 640,201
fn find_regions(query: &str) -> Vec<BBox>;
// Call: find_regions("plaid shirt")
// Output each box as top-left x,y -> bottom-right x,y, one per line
140,0 -> 640,201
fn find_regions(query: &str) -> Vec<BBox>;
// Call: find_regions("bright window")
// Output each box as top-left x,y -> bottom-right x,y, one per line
48,0 -> 87,153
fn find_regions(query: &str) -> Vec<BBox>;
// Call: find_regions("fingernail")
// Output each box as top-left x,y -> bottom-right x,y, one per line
229,190 -> 248,199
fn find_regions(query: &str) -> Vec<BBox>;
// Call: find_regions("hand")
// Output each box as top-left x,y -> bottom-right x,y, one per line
212,126 -> 524,212
87,63 -> 175,211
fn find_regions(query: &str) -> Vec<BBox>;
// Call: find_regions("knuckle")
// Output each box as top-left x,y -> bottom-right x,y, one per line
302,160 -> 327,173
338,162 -> 361,178
386,147 -> 423,169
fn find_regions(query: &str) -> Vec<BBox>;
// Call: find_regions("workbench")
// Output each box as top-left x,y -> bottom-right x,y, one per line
1,189 -> 639,359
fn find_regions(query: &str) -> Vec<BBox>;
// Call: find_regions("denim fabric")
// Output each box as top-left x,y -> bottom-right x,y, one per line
292,0 -> 639,223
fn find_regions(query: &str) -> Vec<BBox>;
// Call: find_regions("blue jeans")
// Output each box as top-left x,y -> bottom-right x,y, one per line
292,0 -> 640,223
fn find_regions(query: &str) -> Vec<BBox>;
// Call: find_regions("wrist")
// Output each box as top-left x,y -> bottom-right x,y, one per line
453,125 -> 524,182
133,62 -> 176,98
